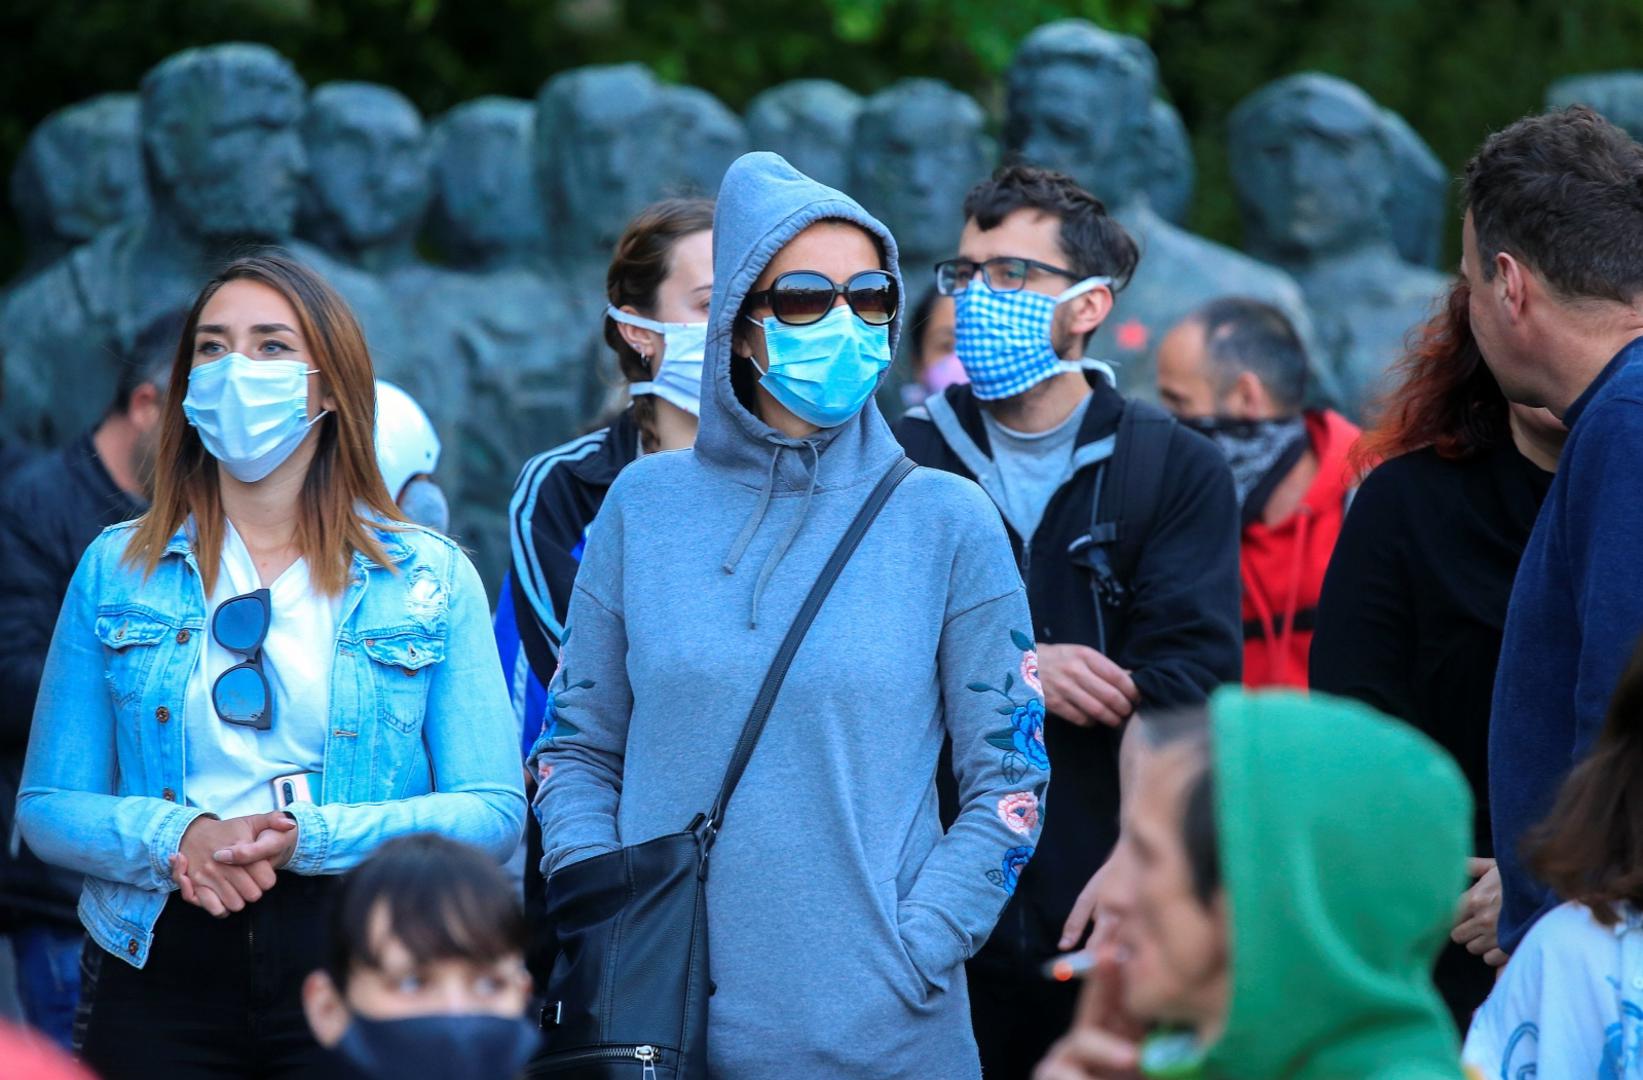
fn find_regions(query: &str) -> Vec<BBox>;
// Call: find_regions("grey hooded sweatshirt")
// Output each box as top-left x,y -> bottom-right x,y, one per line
532,152 -> 1047,1078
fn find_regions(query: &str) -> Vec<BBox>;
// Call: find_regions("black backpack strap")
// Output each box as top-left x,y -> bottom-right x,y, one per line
699,456 -> 917,847
1083,400 -> 1179,653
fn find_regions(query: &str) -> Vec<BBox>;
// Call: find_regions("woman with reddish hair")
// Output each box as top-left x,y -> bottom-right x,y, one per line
1311,280 -> 1564,1023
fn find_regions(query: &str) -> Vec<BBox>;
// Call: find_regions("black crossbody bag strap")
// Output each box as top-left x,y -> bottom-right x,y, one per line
700,456 -> 916,844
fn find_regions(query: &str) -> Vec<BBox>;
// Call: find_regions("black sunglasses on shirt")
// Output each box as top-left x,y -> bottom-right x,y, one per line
212,588 -> 272,730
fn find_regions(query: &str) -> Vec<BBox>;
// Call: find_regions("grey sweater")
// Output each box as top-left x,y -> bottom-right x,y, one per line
532,152 -> 1048,1078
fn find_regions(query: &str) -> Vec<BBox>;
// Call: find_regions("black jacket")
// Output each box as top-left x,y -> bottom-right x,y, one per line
0,430 -> 144,927
895,377 -> 1241,968
507,409 -> 642,687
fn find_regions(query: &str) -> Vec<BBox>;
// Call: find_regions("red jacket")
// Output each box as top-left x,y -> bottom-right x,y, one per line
1241,409 -> 1360,688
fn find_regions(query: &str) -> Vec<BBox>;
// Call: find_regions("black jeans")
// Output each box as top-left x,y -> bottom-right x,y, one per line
77,873 -> 344,1080
967,961 -> 1079,1080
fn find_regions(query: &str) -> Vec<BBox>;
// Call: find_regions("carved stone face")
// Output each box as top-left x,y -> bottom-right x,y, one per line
538,65 -> 674,256
1230,76 -> 1392,258
13,94 -> 148,250
428,98 -> 543,266
1008,59 -> 1137,206
302,83 -> 431,252
1143,99 -> 1195,226
142,45 -> 308,241
1547,72 -> 1643,142
745,79 -> 862,191
852,80 -> 990,258
661,85 -> 749,196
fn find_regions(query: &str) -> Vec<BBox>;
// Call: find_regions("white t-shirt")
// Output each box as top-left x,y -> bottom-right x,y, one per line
184,521 -> 340,817
1463,901 -> 1643,1078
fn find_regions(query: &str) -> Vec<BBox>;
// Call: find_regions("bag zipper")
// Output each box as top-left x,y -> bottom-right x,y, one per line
537,1043 -> 664,1075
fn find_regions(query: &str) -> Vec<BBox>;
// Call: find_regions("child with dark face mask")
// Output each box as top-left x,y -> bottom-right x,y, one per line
302,834 -> 537,1080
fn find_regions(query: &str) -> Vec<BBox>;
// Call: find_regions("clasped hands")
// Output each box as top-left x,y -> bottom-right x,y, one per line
167,812 -> 299,918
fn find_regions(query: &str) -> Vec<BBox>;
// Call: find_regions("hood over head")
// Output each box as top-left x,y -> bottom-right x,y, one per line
1198,688 -> 1467,1080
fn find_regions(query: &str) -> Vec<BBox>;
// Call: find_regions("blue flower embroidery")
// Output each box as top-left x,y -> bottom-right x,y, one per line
1010,699 -> 1049,770
986,846 -> 1035,895
971,629 -> 1050,785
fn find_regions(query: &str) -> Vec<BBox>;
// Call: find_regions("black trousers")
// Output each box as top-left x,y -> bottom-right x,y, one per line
77,873 -> 344,1080
967,961 -> 1079,1080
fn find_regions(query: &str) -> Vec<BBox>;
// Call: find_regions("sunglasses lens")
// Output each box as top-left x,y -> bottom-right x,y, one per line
214,665 -> 269,729
770,272 -> 836,325
848,274 -> 897,325
213,594 -> 267,654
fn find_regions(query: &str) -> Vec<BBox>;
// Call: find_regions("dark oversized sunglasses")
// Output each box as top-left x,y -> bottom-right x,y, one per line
745,270 -> 899,327
212,588 -> 272,730
933,256 -> 1078,297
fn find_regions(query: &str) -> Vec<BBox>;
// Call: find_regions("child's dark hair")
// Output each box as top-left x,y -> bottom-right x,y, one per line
604,197 -> 714,453
1527,634 -> 1643,925
323,834 -> 526,989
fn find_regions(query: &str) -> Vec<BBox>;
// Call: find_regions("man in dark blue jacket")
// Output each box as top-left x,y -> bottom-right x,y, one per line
895,165 -> 1241,1077
1466,107 -> 1643,956
0,309 -> 178,1049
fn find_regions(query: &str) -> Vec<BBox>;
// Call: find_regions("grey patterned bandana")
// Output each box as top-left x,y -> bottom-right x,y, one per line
1183,415 -> 1308,517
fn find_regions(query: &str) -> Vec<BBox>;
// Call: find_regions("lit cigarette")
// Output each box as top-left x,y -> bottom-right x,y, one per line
1042,950 -> 1097,982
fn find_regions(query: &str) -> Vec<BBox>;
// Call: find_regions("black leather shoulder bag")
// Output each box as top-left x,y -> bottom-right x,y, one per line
525,456 -> 917,1079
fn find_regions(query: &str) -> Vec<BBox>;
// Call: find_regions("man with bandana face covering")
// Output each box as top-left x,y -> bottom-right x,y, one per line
1156,298 -> 1360,688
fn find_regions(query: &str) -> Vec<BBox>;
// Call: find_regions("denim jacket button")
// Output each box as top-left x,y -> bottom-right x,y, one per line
176,629 -> 191,644
115,625 -> 126,640
162,788 -> 175,802
155,706 -> 170,723
126,939 -> 138,956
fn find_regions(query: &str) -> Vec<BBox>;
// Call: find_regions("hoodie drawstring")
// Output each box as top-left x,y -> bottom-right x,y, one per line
722,441 -> 822,629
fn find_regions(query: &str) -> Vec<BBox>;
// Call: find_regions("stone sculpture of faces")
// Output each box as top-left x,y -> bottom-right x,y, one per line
1229,74 -> 1394,262
1376,108 -> 1447,269
426,97 -> 544,269
1143,99 -> 1194,225
745,79 -> 863,191
139,43 -> 308,241
1547,71 -> 1643,141
536,64 -> 677,258
660,84 -> 750,196
1004,20 -> 1157,209
851,78 -> 992,260
299,82 -> 432,257
10,94 -> 148,268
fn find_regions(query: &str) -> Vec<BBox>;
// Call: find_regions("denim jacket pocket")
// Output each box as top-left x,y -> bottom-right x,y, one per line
359,628 -> 447,735
94,608 -> 173,711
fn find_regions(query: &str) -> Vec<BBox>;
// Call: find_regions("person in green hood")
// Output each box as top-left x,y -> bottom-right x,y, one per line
1038,688 -> 1470,1079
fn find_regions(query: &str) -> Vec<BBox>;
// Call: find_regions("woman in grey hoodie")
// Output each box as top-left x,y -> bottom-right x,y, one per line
532,152 -> 1047,1077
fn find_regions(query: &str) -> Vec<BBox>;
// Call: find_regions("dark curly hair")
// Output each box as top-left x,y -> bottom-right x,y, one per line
962,164 -> 1140,293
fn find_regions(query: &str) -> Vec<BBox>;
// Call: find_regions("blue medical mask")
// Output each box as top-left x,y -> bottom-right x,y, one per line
953,276 -> 1111,401
747,303 -> 891,428
182,353 -> 327,483
606,306 -> 708,417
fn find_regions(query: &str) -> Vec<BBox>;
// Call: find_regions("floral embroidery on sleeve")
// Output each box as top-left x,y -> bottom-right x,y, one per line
532,626 -> 595,783
996,791 -> 1041,835
969,629 -> 1048,893
988,846 -> 1035,895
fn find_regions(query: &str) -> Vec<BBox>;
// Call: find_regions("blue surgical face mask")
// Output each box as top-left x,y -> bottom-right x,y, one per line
954,276 -> 1111,401
335,1013 -> 539,1080
606,306 -> 708,417
746,303 -> 891,428
182,352 -> 328,483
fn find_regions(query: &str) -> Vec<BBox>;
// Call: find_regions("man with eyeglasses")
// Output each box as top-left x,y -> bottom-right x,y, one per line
895,164 -> 1242,1079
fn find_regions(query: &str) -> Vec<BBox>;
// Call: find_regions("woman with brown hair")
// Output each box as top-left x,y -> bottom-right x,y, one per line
1310,280 -> 1565,1023
1462,634 -> 1643,1077
16,251 -> 524,1078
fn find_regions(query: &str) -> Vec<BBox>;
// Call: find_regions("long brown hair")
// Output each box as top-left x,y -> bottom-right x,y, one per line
123,251 -> 402,597
604,197 -> 713,453
1526,634 -> 1643,925
1350,279 -> 1511,475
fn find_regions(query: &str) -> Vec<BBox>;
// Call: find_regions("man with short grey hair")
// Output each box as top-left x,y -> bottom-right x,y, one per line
1156,297 -> 1360,688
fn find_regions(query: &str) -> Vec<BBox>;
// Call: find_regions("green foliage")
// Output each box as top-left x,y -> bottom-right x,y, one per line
4,0 -> 1643,276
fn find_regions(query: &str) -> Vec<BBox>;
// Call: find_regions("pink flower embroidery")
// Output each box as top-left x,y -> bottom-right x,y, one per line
997,791 -> 1040,836
1020,650 -> 1042,695
536,760 -> 554,783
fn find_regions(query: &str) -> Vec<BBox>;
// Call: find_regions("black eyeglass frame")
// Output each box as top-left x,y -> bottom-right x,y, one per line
744,269 -> 900,327
932,256 -> 1081,296
211,587 -> 273,731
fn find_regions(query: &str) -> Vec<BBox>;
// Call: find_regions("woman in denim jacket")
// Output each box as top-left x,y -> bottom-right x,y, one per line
17,252 -> 524,1078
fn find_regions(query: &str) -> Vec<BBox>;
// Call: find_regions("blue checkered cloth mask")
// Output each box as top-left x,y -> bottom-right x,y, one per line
954,276 -> 1111,401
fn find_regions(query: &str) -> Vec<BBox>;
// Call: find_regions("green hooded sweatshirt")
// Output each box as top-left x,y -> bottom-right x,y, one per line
1147,688 -> 1470,1080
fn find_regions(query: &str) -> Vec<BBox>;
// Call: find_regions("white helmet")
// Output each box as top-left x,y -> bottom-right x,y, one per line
374,380 -> 441,501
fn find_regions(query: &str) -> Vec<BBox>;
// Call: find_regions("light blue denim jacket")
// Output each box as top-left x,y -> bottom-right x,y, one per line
17,516 -> 525,968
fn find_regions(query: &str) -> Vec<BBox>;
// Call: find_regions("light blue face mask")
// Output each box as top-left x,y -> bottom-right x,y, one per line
954,276 -> 1111,400
182,352 -> 328,482
747,303 -> 891,428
